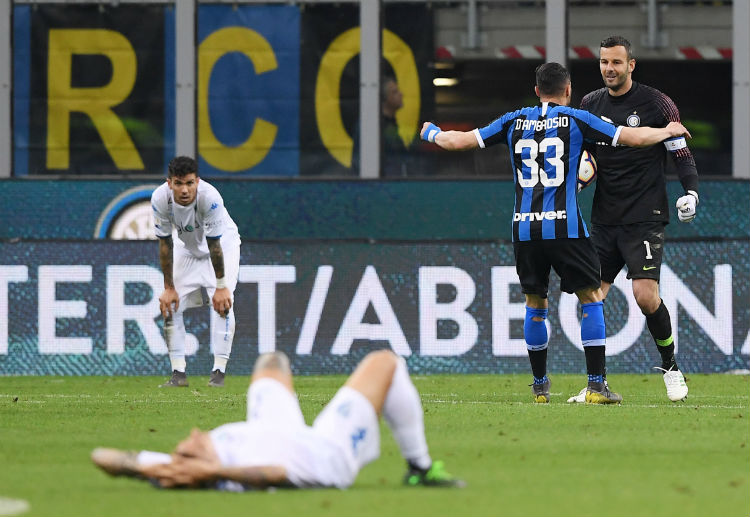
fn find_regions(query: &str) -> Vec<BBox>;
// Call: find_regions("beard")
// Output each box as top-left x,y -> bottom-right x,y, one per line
603,73 -> 628,92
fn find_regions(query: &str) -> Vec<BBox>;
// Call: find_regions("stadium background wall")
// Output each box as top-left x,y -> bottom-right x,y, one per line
1,179 -> 748,240
0,180 -> 747,376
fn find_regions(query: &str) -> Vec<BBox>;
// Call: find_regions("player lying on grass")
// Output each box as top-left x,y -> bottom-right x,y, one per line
92,350 -> 464,490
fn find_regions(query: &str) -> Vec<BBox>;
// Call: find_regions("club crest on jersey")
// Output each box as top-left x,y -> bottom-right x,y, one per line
627,114 -> 641,127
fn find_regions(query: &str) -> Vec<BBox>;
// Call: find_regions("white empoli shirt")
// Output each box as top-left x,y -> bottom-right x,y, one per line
151,180 -> 240,258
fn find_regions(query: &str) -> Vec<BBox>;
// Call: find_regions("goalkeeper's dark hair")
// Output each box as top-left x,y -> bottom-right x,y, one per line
167,156 -> 198,178
601,35 -> 634,60
535,62 -> 570,96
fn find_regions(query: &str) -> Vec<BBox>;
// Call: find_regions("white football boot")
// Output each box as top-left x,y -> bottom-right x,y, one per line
566,387 -> 587,403
655,366 -> 688,401
567,378 -> 612,403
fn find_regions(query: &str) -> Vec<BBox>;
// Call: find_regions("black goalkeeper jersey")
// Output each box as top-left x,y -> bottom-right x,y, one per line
580,81 -> 697,226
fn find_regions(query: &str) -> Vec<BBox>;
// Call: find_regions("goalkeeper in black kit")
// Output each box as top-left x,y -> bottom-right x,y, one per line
570,36 -> 698,402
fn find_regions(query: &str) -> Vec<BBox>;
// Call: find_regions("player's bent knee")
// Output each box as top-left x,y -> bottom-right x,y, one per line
345,350 -> 399,412
632,281 -> 660,313
576,286 -> 603,304
353,350 -> 399,380
361,349 -> 399,367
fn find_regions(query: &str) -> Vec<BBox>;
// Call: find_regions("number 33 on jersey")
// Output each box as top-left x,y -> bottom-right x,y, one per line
474,101 -> 621,242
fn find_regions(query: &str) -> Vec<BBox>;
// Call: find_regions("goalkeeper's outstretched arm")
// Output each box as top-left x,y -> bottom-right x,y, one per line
617,121 -> 691,148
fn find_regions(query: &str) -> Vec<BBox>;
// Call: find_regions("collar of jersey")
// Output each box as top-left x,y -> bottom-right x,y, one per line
608,80 -> 638,102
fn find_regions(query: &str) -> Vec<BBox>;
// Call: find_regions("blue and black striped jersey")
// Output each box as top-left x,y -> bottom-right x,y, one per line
475,102 -> 622,242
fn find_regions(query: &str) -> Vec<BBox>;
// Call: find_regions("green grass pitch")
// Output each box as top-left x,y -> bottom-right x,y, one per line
1,373 -> 748,517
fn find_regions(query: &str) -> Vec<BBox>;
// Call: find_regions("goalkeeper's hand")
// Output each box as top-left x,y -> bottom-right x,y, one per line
675,190 -> 699,223
420,122 -> 442,143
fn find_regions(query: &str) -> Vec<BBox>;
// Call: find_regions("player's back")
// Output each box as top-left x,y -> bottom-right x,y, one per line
475,102 -> 621,241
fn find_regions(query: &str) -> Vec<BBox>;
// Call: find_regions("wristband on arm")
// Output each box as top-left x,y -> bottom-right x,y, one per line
422,123 -> 442,143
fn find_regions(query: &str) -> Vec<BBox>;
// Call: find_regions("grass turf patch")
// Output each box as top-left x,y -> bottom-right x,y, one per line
1,373 -> 748,517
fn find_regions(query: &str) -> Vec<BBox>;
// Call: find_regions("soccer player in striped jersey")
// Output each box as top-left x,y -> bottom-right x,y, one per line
420,62 -> 690,404
572,36 -> 698,402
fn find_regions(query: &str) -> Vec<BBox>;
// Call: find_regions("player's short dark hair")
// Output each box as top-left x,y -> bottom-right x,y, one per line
535,62 -> 570,96
601,35 -> 634,60
167,156 -> 198,178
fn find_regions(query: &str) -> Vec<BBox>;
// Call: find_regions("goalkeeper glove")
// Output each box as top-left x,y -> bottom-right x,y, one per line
675,190 -> 699,223
421,123 -> 442,143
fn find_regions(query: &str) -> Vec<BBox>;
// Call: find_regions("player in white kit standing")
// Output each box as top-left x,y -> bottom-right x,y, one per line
151,156 -> 241,388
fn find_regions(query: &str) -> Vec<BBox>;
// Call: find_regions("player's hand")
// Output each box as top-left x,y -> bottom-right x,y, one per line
159,288 -> 180,318
420,122 -> 442,142
212,287 -> 232,318
143,456 -> 219,488
676,190 -> 698,223
665,121 -> 692,139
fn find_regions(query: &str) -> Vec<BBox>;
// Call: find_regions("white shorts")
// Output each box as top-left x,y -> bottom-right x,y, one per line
173,237 -> 240,304
312,386 -> 381,486
213,378 -> 381,489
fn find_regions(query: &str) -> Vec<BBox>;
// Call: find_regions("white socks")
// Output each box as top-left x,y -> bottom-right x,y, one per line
212,356 -> 228,373
211,307 -> 235,372
137,451 -> 171,466
165,311 -> 187,373
382,358 -> 432,470
210,307 -> 235,373
165,295 -> 236,374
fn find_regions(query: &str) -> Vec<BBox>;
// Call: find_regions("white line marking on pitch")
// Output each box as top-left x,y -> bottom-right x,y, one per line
0,497 -> 30,516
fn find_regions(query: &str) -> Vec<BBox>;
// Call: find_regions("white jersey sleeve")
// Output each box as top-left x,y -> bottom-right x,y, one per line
197,182 -> 227,239
150,183 -> 173,238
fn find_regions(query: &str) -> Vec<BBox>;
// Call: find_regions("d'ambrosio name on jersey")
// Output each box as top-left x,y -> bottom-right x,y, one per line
514,116 -> 569,132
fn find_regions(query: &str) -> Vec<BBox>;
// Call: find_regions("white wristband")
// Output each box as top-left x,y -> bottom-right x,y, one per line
216,277 -> 226,289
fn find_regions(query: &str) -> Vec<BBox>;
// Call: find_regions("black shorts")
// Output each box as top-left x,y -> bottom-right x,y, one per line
513,238 -> 602,297
590,222 -> 666,284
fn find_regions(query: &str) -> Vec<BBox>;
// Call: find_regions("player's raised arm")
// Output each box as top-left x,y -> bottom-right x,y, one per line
617,121 -> 691,148
420,122 -> 479,151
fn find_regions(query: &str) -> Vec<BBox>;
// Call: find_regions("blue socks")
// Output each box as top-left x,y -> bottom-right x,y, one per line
582,301 -> 607,378
581,301 -> 606,347
526,304 -> 607,383
526,307 -> 550,381
524,307 -> 549,351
